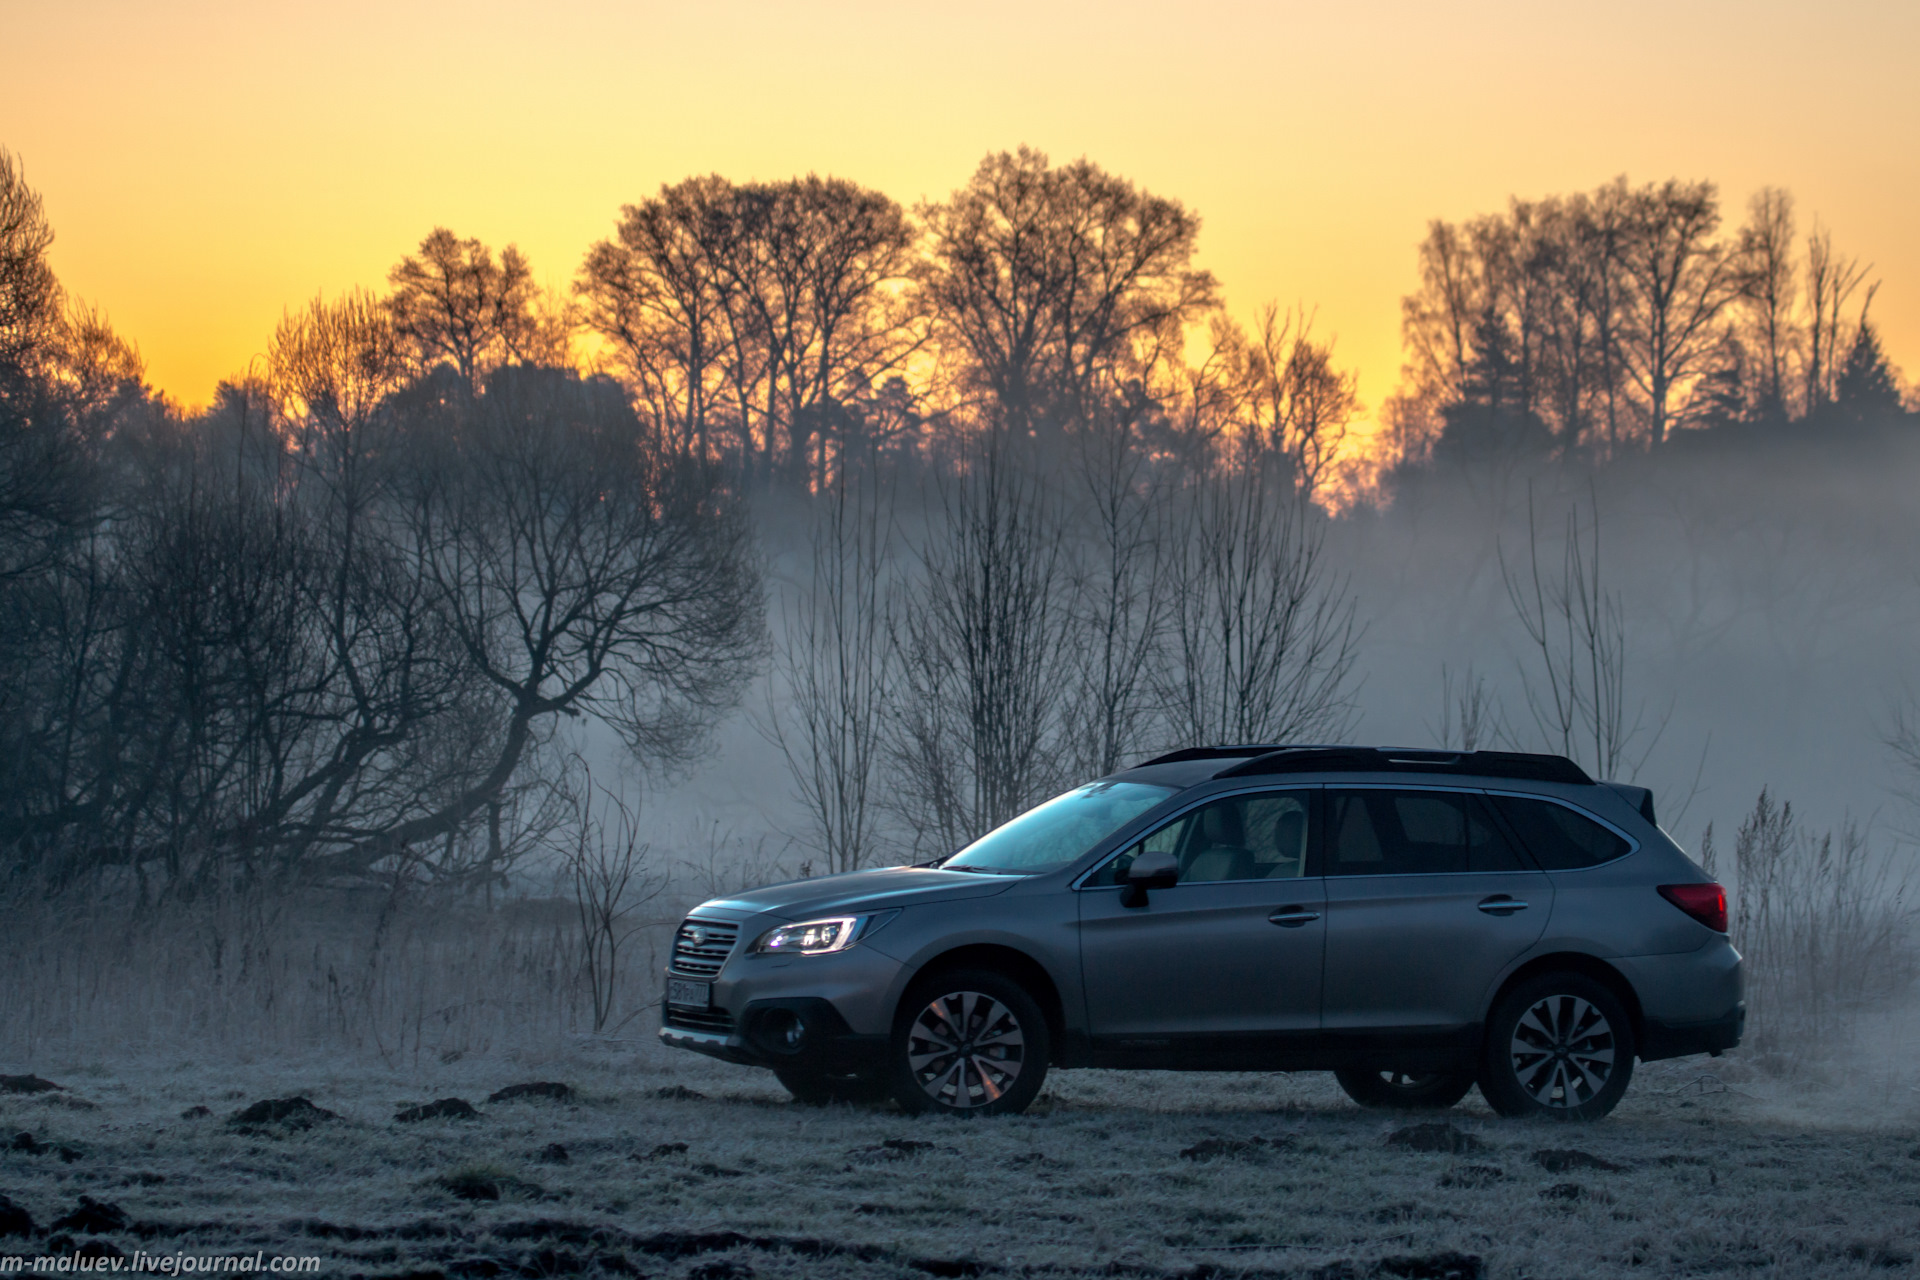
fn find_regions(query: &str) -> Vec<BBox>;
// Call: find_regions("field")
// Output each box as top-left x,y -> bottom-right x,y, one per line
3,1045 -> 1918,1280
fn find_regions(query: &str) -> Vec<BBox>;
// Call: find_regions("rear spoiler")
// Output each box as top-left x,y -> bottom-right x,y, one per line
1603,782 -> 1657,827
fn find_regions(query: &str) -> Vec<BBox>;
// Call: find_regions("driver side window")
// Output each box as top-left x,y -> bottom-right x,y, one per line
1089,791 -> 1311,886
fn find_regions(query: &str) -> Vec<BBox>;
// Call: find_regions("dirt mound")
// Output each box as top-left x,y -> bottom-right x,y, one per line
395,1098 -> 480,1123
11,1131 -> 83,1161
1179,1135 -> 1292,1161
653,1085 -> 707,1101
0,1194 -> 34,1238
179,1105 -> 211,1120
1385,1123 -> 1485,1154
1533,1147 -> 1626,1172
229,1097 -> 339,1131
0,1073 -> 64,1094
848,1138 -> 937,1162
487,1082 -> 575,1104
49,1196 -> 128,1235
1437,1164 -> 1506,1188
536,1142 -> 570,1165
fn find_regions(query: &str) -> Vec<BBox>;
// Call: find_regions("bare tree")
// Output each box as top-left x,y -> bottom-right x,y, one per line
0,148 -> 61,376
767,463 -> 897,873
1732,188 -> 1798,419
576,177 -> 740,461
709,177 -> 922,486
1801,225 -> 1874,415
359,368 -> 765,879
561,769 -> 666,1033
1430,663 -> 1504,751
1617,180 -> 1738,445
388,228 -> 556,392
1501,491 -> 1660,779
888,432 -> 1076,851
1159,448 -> 1360,747
1062,397 -> 1170,776
916,147 -> 1217,436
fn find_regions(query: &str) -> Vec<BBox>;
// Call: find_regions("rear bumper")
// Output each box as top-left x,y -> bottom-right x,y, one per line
660,996 -> 888,1076
1640,1001 -> 1745,1062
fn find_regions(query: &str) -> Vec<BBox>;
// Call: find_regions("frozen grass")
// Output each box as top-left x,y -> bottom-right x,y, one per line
1,1044 -> 1918,1280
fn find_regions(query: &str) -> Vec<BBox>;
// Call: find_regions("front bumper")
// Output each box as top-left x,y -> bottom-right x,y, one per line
661,996 -> 888,1075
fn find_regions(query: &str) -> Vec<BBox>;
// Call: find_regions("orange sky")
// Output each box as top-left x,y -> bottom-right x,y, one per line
4,0 -> 1916,423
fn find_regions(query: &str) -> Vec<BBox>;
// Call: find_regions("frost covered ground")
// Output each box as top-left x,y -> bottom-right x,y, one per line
2,1046 -> 1918,1280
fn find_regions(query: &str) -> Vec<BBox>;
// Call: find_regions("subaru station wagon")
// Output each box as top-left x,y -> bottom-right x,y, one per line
659,746 -> 1743,1120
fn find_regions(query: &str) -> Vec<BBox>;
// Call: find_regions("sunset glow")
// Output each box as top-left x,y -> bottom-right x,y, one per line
5,0 -> 1916,425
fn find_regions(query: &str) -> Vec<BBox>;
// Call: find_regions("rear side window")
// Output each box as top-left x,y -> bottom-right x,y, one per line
1490,795 -> 1632,869
1326,789 -> 1526,875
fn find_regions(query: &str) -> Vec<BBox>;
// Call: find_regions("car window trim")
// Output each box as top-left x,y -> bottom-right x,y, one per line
1320,782 -> 1551,879
1479,788 -> 1643,872
1071,783 -> 1322,891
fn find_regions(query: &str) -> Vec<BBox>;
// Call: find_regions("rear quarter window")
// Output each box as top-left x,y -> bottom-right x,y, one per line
1490,795 -> 1633,870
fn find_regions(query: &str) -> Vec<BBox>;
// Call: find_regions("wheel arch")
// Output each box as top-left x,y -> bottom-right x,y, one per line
1488,951 -> 1646,1052
903,943 -> 1067,1060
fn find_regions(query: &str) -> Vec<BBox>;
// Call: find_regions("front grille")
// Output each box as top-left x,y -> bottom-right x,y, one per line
669,917 -> 739,978
664,1005 -> 734,1033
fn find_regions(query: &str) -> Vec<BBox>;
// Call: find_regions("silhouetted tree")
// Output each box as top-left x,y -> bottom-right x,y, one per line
1801,226 -> 1872,416
1616,180 -> 1738,445
1834,312 -> 1902,422
1731,188 -> 1798,420
916,148 -> 1217,437
388,228 -> 566,391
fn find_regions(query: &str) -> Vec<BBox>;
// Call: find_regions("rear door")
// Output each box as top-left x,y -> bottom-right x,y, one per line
1077,788 -> 1325,1042
1319,787 -> 1552,1040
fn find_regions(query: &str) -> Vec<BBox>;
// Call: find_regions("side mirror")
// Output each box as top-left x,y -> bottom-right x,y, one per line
1120,849 -> 1179,907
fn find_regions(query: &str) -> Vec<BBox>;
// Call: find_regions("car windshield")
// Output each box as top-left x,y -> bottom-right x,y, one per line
942,781 -> 1175,875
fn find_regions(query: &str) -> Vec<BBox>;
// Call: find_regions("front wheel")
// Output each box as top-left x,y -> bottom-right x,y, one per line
886,968 -> 1049,1116
1479,971 -> 1635,1121
1333,1066 -> 1476,1110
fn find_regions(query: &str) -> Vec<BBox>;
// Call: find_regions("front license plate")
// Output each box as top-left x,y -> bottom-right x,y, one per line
666,978 -> 711,1009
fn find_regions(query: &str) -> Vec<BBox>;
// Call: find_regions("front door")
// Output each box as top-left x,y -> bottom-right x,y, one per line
1078,788 -> 1325,1053
1319,787 -> 1552,1047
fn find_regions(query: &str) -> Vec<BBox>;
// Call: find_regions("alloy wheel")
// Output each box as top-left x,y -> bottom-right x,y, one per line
906,990 -> 1026,1109
1508,993 -> 1616,1109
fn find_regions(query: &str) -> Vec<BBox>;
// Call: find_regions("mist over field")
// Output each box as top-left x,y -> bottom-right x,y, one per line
4,139 -> 1920,1277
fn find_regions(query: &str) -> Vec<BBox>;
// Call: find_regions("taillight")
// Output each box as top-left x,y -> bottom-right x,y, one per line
1659,883 -> 1728,933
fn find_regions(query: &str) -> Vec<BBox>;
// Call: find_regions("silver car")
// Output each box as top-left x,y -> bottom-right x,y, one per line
660,746 -> 1743,1120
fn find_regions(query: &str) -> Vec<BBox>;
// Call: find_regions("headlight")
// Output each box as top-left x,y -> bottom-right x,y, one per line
750,912 -> 895,956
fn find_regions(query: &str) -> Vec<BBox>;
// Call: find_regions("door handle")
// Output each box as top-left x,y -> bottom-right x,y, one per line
1268,907 -> 1320,927
1477,895 -> 1528,915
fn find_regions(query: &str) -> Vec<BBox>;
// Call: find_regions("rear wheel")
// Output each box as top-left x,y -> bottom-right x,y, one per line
774,1067 -> 890,1106
1333,1066 -> 1476,1110
886,968 -> 1049,1117
1479,971 -> 1635,1121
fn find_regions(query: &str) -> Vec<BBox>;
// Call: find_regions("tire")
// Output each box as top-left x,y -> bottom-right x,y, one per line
1333,1066 -> 1476,1111
774,1067 -> 891,1106
886,968 -> 1050,1117
1478,971 -> 1635,1121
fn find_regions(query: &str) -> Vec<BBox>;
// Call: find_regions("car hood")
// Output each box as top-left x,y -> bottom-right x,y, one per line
693,865 -> 1020,921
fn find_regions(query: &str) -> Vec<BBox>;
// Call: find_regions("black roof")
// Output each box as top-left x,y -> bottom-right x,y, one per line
1136,745 -> 1594,786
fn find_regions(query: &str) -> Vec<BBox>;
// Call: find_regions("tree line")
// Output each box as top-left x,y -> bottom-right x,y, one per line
1392,178 -> 1908,465
0,143 -> 1910,894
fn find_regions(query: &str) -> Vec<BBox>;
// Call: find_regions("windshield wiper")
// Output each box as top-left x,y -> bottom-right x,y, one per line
944,864 -> 1026,875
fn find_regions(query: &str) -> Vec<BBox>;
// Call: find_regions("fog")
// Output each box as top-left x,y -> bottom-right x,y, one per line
3,145 -> 1916,1083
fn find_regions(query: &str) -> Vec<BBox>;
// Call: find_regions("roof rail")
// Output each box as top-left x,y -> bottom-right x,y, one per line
1134,744 -> 1342,768
1214,746 -> 1594,786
